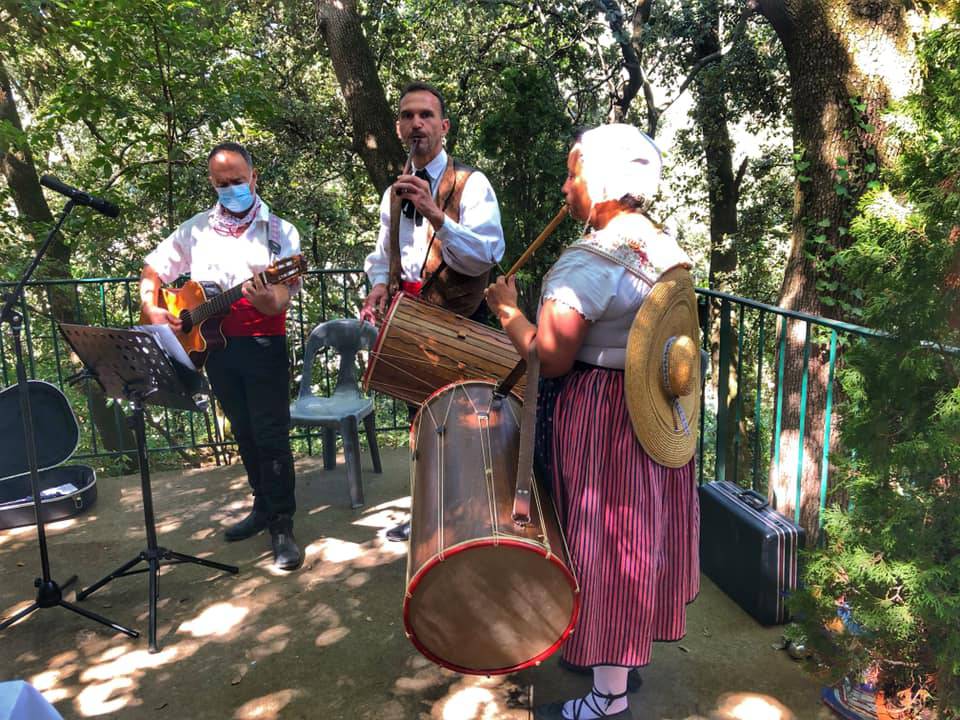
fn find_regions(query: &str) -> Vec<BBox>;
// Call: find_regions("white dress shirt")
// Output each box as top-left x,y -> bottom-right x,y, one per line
364,149 -> 505,287
145,199 -> 301,290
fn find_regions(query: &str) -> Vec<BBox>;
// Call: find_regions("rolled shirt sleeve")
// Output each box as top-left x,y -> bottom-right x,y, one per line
435,171 -> 505,275
363,189 -> 393,288
145,218 -> 196,284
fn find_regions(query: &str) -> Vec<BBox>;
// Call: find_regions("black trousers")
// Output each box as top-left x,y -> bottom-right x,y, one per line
205,335 -> 296,518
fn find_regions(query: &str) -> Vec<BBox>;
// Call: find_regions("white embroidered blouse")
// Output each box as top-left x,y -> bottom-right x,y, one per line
540,213 -> 692,369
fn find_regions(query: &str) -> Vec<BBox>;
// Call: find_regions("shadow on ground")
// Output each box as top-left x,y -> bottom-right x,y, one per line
0,448 -> 832,719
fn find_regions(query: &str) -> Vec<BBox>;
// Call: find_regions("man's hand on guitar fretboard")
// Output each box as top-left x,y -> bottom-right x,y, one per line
142,303 -> 183,332
241,272 -> 290,316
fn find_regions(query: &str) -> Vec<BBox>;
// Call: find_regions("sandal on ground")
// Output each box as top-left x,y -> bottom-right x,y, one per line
534,688 -> 631,720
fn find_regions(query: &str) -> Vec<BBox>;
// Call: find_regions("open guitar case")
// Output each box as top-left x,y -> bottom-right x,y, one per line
0,380 -> 97,530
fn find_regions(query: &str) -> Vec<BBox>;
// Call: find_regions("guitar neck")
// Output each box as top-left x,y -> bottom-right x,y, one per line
191,272 -> 265,324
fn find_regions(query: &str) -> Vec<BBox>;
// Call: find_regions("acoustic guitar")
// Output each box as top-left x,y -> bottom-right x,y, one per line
141,254 -> 307,368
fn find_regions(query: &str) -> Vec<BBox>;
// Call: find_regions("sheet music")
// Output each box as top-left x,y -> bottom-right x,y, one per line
132,324 -> 197,371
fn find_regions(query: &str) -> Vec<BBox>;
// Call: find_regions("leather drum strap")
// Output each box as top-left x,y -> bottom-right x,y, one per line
512,343 -> 540,526
388,190 -> 403,299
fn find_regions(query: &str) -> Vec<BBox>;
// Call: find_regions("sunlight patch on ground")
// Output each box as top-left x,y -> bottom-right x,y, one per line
0,517 -> 78,546
178,602 -> 249,637
427,675 -> 526,720
352,505 -> 410,531
356,536 -> 407,563
233,689 -> 302,719
1,600 -> 34,619
47,517 -> 79,531
315,625 -> 350,647
306,503 -> 331,515
307,536 -> 363,563
439,686 -> 496,719
714,692 -> 795,720
189,527 -> 216,541
76,676 -> 135,716
81,645 -> 181,682
155,517 -> 183,534
118,487 -> 143,510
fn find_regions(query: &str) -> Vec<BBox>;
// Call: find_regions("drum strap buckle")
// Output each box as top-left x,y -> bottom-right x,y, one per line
512,346 -> 540,527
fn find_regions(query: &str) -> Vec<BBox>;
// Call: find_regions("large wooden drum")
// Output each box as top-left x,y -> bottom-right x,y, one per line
403,380 -> 579,675
363,292 -> 526,406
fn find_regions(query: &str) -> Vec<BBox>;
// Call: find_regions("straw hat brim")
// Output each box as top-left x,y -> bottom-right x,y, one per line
625,267 -> 701,468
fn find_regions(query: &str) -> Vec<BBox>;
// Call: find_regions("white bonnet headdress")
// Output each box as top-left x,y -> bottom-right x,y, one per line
576,124 -> 663,205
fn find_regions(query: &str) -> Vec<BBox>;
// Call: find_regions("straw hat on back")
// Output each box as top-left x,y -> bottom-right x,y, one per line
625,267 -> 701,468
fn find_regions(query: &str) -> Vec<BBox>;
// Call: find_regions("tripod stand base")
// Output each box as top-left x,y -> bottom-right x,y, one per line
0,574 -> 139,638
77,546 -> 238,652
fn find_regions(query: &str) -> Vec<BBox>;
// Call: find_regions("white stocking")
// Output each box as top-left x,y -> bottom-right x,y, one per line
561,666 -> 629,719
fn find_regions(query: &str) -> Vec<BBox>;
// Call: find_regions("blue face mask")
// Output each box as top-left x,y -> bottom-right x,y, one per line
216,182 -> 255,213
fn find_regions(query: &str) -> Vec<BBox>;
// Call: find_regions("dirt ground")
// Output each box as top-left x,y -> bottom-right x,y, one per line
1,447 -> 834,719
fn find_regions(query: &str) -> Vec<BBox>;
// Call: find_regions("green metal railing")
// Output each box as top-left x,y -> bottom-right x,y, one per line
2,270 -> 885,527
697,288 -> 883,527
0,269 -> 407,474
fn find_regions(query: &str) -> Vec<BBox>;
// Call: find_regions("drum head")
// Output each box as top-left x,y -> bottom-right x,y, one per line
404,539 -> 579,675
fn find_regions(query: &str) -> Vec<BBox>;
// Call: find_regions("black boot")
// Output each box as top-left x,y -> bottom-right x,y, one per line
269,515 -> 302,571
225,509 -> 269,542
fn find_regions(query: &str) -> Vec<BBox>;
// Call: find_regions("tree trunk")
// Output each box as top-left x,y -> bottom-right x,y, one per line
316,0 -> 405,196
756,0 -> 918,539
690,0 -> 745,481
1,58 -> 137,470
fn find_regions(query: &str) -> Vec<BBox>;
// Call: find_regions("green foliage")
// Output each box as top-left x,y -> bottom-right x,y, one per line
791,13 -> 960,714
475,62 -> 576,307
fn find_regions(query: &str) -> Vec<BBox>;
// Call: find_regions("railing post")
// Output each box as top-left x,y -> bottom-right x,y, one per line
773,314 -> 788,502
732,305 -> 746,485
794,321 -> 813,525
752,311 -> 766,491
819,330 -> 839,531
715,298 -> 732,485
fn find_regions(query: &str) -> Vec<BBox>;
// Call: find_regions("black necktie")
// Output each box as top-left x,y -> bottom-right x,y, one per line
402,168 -> 431,226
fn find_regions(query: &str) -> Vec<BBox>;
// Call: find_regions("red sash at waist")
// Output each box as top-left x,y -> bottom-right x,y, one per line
221,298 -> 286,337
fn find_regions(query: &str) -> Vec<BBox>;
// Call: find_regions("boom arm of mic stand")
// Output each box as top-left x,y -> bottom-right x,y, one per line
0,199 -> 76,325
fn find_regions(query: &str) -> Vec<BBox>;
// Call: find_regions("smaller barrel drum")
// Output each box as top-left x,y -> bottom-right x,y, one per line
403,380 -> 579,675
363,292 -> 526,406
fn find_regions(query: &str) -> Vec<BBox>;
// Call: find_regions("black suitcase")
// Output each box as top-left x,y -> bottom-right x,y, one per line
699,480 -> 806,625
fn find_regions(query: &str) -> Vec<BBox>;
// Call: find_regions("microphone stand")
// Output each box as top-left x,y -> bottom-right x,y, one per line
0,199 -> 138,638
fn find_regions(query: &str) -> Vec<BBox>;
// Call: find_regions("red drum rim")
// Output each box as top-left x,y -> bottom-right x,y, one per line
402,535 -> 581,676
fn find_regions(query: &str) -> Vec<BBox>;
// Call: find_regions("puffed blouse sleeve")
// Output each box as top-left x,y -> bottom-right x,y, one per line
539,247 -> 626,322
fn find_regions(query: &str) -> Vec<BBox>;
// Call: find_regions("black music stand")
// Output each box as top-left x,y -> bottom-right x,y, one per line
58,324 -> 238,652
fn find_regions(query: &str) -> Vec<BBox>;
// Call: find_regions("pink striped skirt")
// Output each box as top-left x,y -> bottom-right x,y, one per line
551,364 -> 699,668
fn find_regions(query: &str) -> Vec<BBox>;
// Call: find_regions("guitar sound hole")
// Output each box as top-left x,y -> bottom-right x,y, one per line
180,311 -> 193,334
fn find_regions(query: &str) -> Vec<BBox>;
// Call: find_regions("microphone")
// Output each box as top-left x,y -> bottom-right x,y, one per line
40,175 -> 120,218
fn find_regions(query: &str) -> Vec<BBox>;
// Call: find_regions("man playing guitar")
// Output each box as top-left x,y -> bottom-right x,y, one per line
139,141 -> 303,571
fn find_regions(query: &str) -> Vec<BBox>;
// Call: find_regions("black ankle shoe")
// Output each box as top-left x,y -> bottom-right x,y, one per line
385,520 -> 410,542
225,509 -> 269,542
269,516 -> 302,571
557,658 -> 642,692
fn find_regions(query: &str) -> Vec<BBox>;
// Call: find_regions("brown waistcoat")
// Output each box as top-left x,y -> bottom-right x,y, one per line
389,156 -> 491,317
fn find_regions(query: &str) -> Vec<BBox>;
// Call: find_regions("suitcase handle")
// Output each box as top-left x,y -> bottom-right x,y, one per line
737,488 -> 769,511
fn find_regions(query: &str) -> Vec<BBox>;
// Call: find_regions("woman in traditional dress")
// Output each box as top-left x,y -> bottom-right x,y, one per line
485,124 -> 700,720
